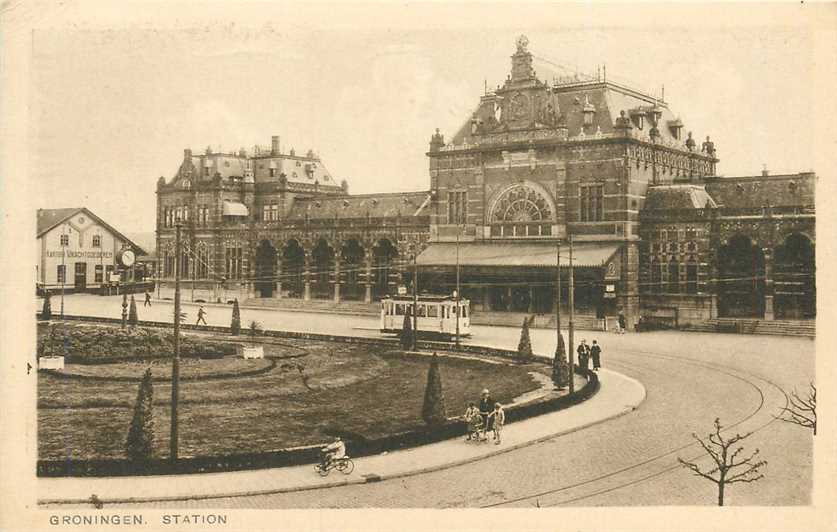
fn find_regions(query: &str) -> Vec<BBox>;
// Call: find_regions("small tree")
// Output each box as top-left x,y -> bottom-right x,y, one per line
517,317 -> 533,361
776,382 -> 816,435
42,292 -> 52,320
248,320 -> 263,344
128,295 -> 138,326
231,299 -> 241,336
126,368 -> 154,466
677,418 -> 767,506
400,308 -> 413,350
552,333 -> 570,389
421,352 -> 446,426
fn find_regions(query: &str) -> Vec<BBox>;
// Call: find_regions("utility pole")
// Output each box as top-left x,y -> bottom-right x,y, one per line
60,224 -> 66,319
170,222 -> 182,462
455,224 -> 461,349
568,234 -> 575,390
412,248 -> 418,351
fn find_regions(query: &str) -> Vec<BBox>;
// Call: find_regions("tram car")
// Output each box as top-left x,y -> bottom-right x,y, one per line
380,294 -> 471,340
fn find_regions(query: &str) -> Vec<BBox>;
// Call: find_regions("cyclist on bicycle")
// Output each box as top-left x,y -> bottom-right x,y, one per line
321,436 -> 346,469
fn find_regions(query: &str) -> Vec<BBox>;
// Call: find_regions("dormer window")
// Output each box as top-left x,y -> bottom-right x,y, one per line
582,95 -> 596,126
668,118 -> 684,140
631,111 -> 644,130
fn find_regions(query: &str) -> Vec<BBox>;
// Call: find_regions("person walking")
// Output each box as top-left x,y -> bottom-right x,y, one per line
490,402 -> 505,445
196,305 -> 207,325
478,389 -> 494,441
590,340 -> 602,372
144,290 -> 152,307
577,339 -> 590,371
617,311 -> 626,334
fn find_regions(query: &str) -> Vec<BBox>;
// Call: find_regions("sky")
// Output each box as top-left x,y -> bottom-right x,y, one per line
26,4 -> 834,235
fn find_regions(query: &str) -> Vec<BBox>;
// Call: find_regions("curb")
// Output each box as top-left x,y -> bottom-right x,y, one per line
38,370 -> 646,506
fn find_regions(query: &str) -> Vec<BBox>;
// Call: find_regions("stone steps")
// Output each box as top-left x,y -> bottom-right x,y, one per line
684,318 -> 815,337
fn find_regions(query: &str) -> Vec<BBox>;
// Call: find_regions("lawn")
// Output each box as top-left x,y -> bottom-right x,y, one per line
38,327 -> 545,461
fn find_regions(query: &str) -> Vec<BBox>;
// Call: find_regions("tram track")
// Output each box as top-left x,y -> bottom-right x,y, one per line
480,349 -> 789,507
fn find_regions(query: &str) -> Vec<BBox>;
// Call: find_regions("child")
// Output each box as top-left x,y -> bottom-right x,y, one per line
464,402 -> 480,441
490,402 -> 505,445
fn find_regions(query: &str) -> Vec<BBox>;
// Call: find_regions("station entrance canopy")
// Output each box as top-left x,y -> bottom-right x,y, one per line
416,241 -> 621,270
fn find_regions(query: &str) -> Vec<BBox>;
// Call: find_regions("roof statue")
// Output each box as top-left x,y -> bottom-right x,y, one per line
516,35 -> 529,53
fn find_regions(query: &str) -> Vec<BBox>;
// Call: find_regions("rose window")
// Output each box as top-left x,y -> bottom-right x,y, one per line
491,185 -> 552,223
489,184 -> 554,238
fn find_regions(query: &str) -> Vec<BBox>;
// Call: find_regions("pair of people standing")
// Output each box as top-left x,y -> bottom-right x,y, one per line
576,339 -> 602,372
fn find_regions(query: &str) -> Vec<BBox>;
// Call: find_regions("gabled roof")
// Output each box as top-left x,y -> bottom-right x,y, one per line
643,185 -> 718,210
36,207 -> 81,236
36,207 -> 148,255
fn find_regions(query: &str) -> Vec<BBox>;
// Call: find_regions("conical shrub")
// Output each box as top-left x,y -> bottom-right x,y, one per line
231,299 -> 241,336
517,317 -> 533,360
126,368 -> 154,466
128,295 -> 138,326
421,352 -> 447,426
552,333 -> 571,388
400,308 -> 413,350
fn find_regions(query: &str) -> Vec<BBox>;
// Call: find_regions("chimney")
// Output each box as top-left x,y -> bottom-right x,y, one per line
762,165 -> 769,177
184,148 -> 192,161
271,136 -> 280,155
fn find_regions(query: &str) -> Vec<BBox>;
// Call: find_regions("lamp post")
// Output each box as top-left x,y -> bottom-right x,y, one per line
568,234 -> 575,390
455,224 -> 461,349
170,221 -> 182,462
60,224 -> 66,318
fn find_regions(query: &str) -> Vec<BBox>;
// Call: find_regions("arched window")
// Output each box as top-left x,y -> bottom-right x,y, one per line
651,258 -> 662,293
686,256 -> 698,294
195,242 -> 209,279
489,183 -> 555,237
668,258 -> 680,293
92,235 -> 101,248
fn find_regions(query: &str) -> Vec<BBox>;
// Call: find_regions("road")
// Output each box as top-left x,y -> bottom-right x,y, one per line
42,294 -> 814,507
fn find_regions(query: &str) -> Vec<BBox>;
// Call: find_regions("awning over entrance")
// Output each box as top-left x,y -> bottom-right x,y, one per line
222,201 -> 249,216
416,241 -> 621,268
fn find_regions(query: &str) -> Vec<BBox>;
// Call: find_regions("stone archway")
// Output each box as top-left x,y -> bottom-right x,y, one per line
283,240 -> 305,298
718,235 -> 765,318
254,240 -> 277,298
341,239 -> 365,301
372,238 -> 398,300
774,233 -> 815,319
311,239 -> 334,300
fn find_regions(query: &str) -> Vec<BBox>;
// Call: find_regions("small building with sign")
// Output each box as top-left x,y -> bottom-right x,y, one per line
37,208 -> 148,294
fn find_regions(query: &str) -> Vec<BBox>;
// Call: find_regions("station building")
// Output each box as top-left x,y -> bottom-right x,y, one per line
155,36 -> 815,330
37,207 -> 148,294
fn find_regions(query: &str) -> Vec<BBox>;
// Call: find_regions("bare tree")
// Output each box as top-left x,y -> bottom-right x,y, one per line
776,382 -> 816,435
677,418 -> 767,506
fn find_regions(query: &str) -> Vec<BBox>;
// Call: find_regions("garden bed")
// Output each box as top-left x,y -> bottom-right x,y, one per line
37,322 -> 236,363
38,328 -> 545,462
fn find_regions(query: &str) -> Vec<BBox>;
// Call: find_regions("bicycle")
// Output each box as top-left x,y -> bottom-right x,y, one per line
314,455 -> 355,477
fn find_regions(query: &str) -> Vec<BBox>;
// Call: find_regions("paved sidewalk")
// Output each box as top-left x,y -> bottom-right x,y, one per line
38,369 -> 645,505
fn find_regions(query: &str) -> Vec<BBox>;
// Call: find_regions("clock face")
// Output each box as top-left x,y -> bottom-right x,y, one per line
121,249 -> 136,267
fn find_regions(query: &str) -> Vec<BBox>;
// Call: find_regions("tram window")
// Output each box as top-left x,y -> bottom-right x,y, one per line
462,306 -> 468,318
427,305 -> 438,318
417,305 -> 427,317
395,304 -> 405,316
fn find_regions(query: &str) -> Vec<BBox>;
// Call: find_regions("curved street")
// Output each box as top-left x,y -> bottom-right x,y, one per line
42,295 -> 814,508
